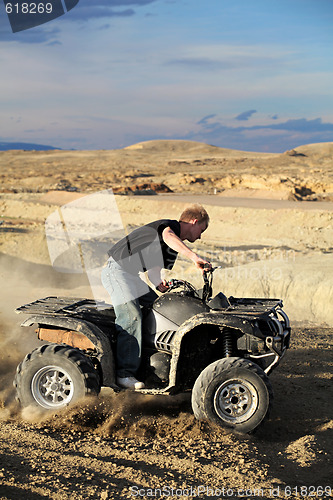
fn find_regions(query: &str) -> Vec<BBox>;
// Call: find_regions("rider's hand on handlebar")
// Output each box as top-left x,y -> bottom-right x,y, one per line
156,280 -> 169,293
192,254 -> 212,273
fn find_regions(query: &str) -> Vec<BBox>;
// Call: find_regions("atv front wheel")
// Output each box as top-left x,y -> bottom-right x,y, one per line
14,344 -> 100,411
191,357 -> 273,433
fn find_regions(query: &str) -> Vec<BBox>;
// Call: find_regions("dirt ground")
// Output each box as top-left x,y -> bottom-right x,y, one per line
0,325 -> 332,500
0,141 -> 332,499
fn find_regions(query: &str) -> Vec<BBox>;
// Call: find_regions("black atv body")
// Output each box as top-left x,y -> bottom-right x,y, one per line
14,269 -> 291,433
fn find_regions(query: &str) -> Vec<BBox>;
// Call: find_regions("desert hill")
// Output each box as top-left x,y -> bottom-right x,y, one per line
125,139 -> 275,157
293,141 -> 333,159
0,140 -> 332,200
125,139 -> 333,159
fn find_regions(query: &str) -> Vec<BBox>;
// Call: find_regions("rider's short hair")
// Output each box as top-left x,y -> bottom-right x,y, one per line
179,204 -> 210,225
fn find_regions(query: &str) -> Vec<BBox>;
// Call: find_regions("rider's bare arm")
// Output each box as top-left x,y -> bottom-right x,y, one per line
162,227 -> 210,270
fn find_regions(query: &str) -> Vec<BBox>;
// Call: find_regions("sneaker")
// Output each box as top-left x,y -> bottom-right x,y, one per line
117,376 -> 145,390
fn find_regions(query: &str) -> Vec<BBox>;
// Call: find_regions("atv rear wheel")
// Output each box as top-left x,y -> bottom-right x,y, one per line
14,344 -> 100,411
191,357 -> 273,433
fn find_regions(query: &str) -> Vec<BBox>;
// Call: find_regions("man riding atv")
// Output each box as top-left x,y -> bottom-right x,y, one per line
101,204 -> 211,390
14,198 -> 290,433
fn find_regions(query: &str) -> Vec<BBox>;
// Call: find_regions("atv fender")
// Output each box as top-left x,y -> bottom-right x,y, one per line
168,311 -> 253,387
20,315 -> 115,386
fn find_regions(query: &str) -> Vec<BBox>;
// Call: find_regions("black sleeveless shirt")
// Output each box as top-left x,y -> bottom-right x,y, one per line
108,219 -> 181,275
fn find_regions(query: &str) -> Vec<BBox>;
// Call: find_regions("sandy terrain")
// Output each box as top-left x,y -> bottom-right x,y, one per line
1,140 -> 332,200
0,140 -> 332,499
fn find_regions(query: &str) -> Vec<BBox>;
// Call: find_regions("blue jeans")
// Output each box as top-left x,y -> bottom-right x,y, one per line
101,258 -> 157,378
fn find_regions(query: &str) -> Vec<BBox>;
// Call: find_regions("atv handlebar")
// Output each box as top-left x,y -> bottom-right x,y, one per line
165,278 -> 196,292
164,266 -> 221,299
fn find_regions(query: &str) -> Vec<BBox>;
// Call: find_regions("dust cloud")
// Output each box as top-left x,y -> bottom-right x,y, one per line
15,389 -> 232,445
0,253 -> 89,419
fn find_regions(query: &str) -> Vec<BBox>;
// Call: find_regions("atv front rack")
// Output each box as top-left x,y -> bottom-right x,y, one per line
227,296 -> 283,312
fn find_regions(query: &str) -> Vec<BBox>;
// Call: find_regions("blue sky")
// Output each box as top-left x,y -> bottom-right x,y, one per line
0,0 -> 332,152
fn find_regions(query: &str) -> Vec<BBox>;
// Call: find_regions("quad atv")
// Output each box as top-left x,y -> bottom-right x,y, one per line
14,267 -> 291,433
